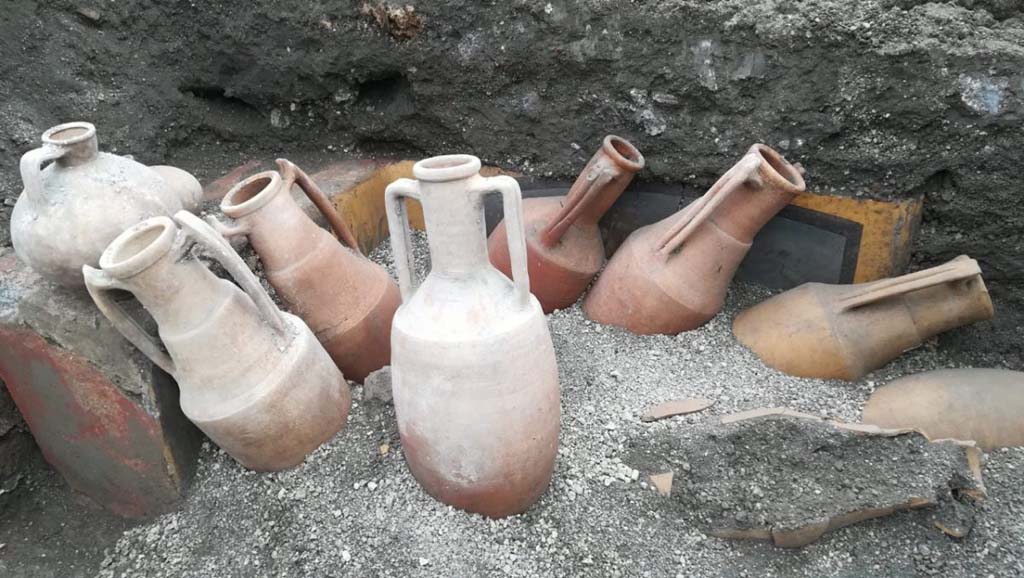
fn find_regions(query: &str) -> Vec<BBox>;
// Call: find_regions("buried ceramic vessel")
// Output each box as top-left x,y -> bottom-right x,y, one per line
12,121 -> 202,286
385,155 -> 560,518
212,159 -> 400,382
583,144 -> 805,334
83,211 -> 349,471
864,368 -> 1024,450
488,135 -> 645,312
733,256 -> 994,381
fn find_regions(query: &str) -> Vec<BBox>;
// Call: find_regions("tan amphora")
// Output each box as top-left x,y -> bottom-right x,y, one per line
385,155 -> 561,518
12,121 -> 202,286
733,256 -> 994,381
583,144 -> 805,334
488,135 -> 644,313
82,211 -> 350,471
212,159 -> 401,383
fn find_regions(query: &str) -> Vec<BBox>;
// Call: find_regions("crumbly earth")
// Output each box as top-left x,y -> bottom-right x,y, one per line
627,414 -> 982,542
96,234 -> 1024,578
1,1 -> 1023,309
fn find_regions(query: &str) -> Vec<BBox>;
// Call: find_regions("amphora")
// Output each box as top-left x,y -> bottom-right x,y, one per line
583,144 -> 805,334
83,211 -> 349,471
12,121 -> 202,286
864,368 -> 1024,451
488,135 -> 644,312
733,256 -> 994,380
385,155 -> 560,518
213,159 -> 400,382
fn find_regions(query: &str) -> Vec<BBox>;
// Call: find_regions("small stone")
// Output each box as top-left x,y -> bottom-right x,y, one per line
341,550 -> 351,562
363,366 -> 393,403
419,557 -> 430,566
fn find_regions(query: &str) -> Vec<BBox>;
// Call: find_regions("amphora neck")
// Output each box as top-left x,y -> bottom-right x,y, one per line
413,155 -> 490,275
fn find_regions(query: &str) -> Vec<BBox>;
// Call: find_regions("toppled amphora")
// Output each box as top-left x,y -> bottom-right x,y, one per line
83,211 -> 349,471
12,121 -> 202,286
584,144 -> 805,334
212,159 -> 401,382
385,154 -> 561,518
733,256 -> 994,380
864,368 -> 1024,450
488,135 -> 644,312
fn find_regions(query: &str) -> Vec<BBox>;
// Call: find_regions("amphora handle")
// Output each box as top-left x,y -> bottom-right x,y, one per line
655,153 -> 764,255
539,136 -> 644,248
836,256 -> 983,312
83,266 -> 177,376
384,179 -> 422,302
276,158 -> 362,253
471,175 -> 531,310
19,145 -> 66,206
173,210 -> 290,337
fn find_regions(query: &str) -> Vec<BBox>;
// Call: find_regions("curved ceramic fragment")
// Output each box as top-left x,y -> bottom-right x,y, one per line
863,368 -> 1024,451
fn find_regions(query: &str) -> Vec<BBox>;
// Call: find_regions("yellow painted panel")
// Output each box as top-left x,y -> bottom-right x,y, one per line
791,192 -> 923,283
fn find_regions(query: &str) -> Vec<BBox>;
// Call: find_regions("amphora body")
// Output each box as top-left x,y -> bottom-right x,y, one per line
385,155 -> 560,518
584,144 -> 805,334
12,122 -> 202,286
488,136 -> 644,312
83,211 -> 349,471
733,256 -> 994,380
214,159 -> 400,382
864,368 -> 1024,451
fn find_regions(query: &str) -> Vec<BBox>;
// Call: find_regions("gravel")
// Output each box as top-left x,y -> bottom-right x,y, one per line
96,232 -> 1024,578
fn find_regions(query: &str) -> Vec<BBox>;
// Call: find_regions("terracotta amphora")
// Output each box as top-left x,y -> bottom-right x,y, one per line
212,159 -> 400,383
583,144 -> 805,334
11,121 -> 202,286
82,211 -> 349,471
863,368 -> 1024,451
385,154 -> 560,518
488,135 -> 644,313
733,256 -> 994,381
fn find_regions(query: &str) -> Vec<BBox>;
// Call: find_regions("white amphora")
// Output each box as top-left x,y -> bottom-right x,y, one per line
83,211 -> 349,471
385,155 -> 561,518
12,121 -> 202,286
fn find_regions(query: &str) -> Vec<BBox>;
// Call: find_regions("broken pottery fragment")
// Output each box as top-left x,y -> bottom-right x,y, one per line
212,159 -> 401,382
385,155 -> 560,518
627,408 -> 984,548
733,256 -> 993,380
488,135 -> 644,313
648,472 -> 674,497
863,368 -> 1024,451
640,398 -> 715,422
584,144 -> 804,334
83,212 -> 349,471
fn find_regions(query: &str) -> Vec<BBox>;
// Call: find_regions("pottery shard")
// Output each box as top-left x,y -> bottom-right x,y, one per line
648,472 -> 673,497
627,408 -> 985,548
640,398 -> 715,422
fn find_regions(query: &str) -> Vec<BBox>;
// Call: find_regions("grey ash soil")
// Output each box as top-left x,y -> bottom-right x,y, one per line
94,233 -> 1024,578
627,415 -> 982,542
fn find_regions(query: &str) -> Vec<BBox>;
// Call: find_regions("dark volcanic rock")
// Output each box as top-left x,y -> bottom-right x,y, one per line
0,1 -> 1021,311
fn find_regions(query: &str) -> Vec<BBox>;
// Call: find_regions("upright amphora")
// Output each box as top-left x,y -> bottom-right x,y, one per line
733,256 -> 994,380
83,211 -> 350,471
583,144 -> 805,334
12,121 -> 202,286
385,155 -> 561,518
213,159 -> 401,382
488,135 -> 644,313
